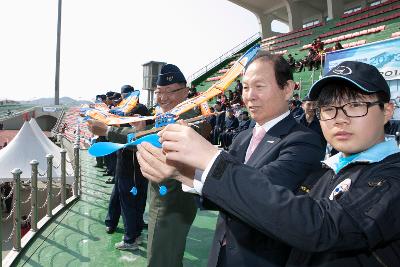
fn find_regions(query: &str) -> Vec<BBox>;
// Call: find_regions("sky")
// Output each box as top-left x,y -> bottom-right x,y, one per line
1,0 -> 288,103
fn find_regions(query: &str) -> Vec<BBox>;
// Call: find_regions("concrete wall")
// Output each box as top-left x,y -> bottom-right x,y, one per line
0,107 -> 61,130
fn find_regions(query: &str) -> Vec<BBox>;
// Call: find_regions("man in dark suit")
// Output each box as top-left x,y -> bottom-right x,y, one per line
137,51 -> 325,266
219,108 -> 239,149
212,101 -> 225,145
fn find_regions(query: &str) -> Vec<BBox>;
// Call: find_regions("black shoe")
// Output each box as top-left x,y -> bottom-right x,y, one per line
105,178 -> 115,184
106,226 -> 116,234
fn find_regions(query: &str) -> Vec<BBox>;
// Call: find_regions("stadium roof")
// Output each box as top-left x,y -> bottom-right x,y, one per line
228,0 -> 360,37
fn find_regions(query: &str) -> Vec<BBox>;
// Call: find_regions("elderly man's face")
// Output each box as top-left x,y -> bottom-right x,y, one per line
155,83 -> 188,112
242,59 -> 293,125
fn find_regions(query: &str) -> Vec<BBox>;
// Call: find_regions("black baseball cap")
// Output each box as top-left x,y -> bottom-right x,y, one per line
106,91 -> 116,98
308,61 -> 390,100
109,92 -> 121,100
121,85 -> 134,94
157,64 -> 186,86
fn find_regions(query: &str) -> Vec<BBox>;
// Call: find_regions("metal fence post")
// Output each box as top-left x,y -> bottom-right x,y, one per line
30,160 -> 39,232
46,154 -> 53,217
60,149 -> 66,206
12,168 -> 22,251
73,145 -> 80,198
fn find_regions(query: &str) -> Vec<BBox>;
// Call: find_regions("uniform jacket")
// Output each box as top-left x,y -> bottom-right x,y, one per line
203,114 -> 326,267
202,139 -> 400,267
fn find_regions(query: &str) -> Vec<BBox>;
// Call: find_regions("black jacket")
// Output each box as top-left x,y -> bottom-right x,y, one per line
203,115 -> 325,267
203,144 -> 400,266
296,114 -> 326,147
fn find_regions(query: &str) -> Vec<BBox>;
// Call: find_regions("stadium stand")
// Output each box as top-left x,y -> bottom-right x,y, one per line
54,107 -> 92,148
191,0 -> 400,99
0,104 -> 34,121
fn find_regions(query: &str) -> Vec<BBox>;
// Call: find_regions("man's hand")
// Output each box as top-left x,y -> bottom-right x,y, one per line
158,124 -> 218,170
136,142 -> 195,186
87,120 -> 108,136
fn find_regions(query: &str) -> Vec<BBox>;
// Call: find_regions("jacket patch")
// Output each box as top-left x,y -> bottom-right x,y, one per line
329,178 -> 352,200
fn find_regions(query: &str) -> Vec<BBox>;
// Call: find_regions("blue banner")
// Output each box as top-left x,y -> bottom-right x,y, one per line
324,37 -> 400,80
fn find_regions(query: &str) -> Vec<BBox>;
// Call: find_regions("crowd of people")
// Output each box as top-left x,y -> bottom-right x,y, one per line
286,38 -> 344,73
82,50 -> 400,267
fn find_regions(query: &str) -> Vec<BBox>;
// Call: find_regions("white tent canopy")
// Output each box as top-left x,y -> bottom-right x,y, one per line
29,118 -> 68,163
0,121 -> 74,182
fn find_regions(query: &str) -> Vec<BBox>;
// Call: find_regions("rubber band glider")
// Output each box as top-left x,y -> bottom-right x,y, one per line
88,113 -> 175,157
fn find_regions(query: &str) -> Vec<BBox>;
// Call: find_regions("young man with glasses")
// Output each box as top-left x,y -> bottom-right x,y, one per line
142,61 -> 400,266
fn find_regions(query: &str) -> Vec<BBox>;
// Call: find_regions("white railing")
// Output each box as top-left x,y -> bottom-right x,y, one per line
1,129 -> 81,267
187,32 -> 261,83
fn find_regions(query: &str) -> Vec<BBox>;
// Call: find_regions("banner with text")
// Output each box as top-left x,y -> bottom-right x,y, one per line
324,37 -> 400,80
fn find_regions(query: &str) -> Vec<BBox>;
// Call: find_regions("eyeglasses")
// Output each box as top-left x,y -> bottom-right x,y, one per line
154,87 -> 187,96
316,101 -> 383,121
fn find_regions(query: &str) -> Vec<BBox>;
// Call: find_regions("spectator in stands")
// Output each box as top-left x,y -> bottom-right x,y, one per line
0,123 -> 3,130
1,182 -> 12,213
333,41 -> 344,51
235,79 -> 243,95
289,100 -> 304,118
293,93 -> 302,107
230,91 -> 242,106
221,110 -> 251,150
227,90 -> 234,102
220,108 -> 239,149
206,106 -> 216,142
188,84 -> 197,98
61,123 -> 67,133
307,48 -> 318,71
212,101 -> 225,145
312,37 -> 324,53
220,94 -> 228,109
21,215 -> 31,237
287,54 -> 296,71
296,56 -> 309,72
296,96 -> 326,146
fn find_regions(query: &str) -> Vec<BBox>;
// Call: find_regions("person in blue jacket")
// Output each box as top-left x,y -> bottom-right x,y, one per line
139,61 -> 400,266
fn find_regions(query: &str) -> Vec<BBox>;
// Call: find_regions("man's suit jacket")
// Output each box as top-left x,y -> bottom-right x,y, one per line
203,114 -> 325,267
